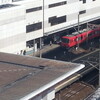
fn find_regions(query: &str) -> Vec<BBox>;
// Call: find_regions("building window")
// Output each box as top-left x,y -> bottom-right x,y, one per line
12,0 -> 23,2
83,0 -> 86,3
26,6 -> 42,13
26,22 -> 42,33
49,15 -> 66,26
79,10 -> 86,14
49,1 -> 67,8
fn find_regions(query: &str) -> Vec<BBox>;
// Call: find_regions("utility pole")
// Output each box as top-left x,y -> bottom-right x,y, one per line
77,14 -> 80,48
77,10 -> 86,48
33,39 -> 35,56
39,37 -> 42,58
39,0 -> 44,58
86,22 -> 89,48
99,39 -> 100,88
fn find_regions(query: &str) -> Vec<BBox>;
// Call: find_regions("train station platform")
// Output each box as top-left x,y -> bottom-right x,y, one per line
26,37 -> 99,57
26,44 -> 60,57
35,44 -> 60,57
0,52 -> 84,100
68,47 -> 89,54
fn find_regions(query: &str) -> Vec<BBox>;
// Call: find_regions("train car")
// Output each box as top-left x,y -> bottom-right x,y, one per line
60,27 -> 100,48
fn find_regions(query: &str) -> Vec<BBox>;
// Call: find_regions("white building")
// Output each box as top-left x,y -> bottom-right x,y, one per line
0,4 -> 26,53
0,0 -> 100,53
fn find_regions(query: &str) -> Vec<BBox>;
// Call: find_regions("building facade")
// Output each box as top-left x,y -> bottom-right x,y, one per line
0,4 -> 26,53
0,0 -> 100,53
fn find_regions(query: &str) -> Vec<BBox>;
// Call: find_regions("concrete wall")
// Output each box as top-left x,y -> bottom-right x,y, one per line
44,0 -> 100,34
13,0 -> 44,41
12,0 -> 100,37
0,0 -> 12,5
0,5 -> 26,53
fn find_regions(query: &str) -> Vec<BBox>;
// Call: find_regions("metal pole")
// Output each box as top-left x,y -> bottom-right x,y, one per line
39,0 -> 45,58
77,14 -> 80,48
86,22 -> 88,48
43,0 -> 44,36
77,10 -> 86,49
99,39 -> 100,88
78,14 -> 80,34
39,0 -> 44,58
33,39 -> 35,56
40,37 -> 42,58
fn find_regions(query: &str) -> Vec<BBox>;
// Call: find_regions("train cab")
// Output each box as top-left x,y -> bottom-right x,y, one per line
61,34 -> 77,48
60,27 -> 100,48
60,36 -> 70,47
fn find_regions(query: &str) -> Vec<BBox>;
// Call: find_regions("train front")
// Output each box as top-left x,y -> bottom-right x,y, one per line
60,36 -> 70,48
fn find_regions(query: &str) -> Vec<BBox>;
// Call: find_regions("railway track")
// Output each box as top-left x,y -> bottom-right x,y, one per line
54,82 -> 95,100
54,49 -> 100,100
42,37 -> 99,100
72,49 -> 99,76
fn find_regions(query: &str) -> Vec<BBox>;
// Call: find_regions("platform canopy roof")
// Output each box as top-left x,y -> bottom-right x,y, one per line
0,52 -> 84,100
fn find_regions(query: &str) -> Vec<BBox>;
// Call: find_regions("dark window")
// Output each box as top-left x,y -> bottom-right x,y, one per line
93,0 -> 96,1
26,6 -> 42,13
79,10 -> 86,14
49,15 -> 66,26
95,31 -> 99,34
0,4 -> 16,9
76,36 -> 82,41
88,32 -> 93,37
12,0 -> 23,2
83,0 -> 86,3
49,1 -> 67,8
62,38 -> 69,43
49,16 -> 56,23
26,22 -> 42,33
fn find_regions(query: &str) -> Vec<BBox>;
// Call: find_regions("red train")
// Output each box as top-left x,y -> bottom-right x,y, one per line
60,27 -> 100,48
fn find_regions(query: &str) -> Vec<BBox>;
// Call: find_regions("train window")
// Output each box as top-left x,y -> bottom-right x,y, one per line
76,36 -> 82,41
61,38 -> 69,43
88,33 -> 93,37
97,31 -> 99,34
95,31 -> 99,34
84,35 -> 87,38
95,31 -> 97,34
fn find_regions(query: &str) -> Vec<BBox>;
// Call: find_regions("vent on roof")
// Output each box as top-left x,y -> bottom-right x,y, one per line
38,65 -> 46,69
